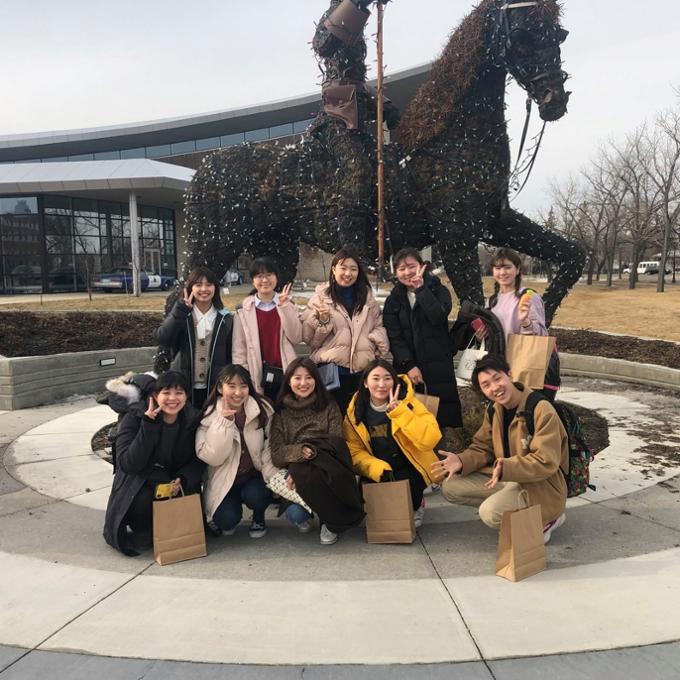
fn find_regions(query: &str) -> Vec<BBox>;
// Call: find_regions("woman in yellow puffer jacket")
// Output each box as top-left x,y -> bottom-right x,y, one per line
343,359 -> 441,527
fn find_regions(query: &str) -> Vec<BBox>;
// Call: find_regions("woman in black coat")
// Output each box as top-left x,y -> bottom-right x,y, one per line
153,266 -> 233,408
383,248 -> 463,434
103,371 -> 205,556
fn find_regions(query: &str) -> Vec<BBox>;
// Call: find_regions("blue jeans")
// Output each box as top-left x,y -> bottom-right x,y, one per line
212,475 -> 272,531
285,503 -> 312,525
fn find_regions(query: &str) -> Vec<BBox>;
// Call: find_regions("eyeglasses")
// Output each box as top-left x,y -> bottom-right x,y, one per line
253,272 -> 276,281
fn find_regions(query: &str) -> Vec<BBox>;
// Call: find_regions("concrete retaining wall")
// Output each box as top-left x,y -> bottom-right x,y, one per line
0,347 -> 156,410
560,352 -> 680,392
1,346 -> 677,411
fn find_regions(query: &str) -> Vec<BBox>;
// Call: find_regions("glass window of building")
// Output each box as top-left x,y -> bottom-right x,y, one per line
93,150 -> 121,160
220,132 -> 245,147
0,197 -> 38,215
170,140 -> 196,155
120,147 -> 145,159
196,137 -> 221,151
146,144 -> 172,158
245,128 -> 269,142
293,119 -> 312,133
269,123 -> 294,138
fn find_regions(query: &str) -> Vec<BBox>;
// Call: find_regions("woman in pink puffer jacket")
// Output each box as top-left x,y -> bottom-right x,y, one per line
301,245 -> 389,414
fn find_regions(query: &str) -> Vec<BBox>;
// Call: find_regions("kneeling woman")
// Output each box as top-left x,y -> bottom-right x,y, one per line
271,358 -> 364,545
343,359 -> 441,526
104,371 -> 205,555
196,365 -> 279,538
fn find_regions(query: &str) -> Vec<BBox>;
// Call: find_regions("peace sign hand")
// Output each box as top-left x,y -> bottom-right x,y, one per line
182,289 -> 194,310
314,300 -> 331,323
386,385 -> 401,413
278,282 -> 293,306
410,264 -> 426,290
220,392 -> 237,420
144,397 -> 163,420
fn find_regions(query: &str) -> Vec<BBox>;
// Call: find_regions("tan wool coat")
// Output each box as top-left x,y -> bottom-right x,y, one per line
300,284 -> 389,372
456,385 -> 569,523
196,397 -> 277,522
232,295 -> 302,393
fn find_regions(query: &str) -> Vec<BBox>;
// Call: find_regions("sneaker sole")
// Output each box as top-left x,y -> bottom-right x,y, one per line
320,536 -> 338,545
543,514 -> 566,544
249,530 -> 267,539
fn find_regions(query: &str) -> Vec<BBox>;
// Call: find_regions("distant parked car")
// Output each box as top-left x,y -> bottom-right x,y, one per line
636,261 -> 671,276
93,268 -> 150,292
222,269 -> 244,286
145,272 -> 177,291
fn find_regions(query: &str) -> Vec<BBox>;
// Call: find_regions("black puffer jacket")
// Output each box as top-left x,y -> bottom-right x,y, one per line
153,301 -> 233,402
103,405 -> 205,555
383,274 -> 462,428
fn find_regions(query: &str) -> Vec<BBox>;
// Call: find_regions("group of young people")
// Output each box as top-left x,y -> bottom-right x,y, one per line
103,245 -> 568,555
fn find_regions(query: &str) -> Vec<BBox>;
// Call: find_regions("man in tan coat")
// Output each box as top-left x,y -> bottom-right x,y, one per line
433,355 -> 568,544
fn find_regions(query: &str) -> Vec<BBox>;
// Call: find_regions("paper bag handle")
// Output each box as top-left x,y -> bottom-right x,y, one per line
517,489 -> 530,509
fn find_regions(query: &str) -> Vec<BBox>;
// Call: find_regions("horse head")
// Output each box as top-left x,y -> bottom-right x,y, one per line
490,0 -> 571,121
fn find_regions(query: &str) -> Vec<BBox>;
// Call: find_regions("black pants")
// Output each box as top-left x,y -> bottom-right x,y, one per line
125,485 -> 154,535
332,372 -> 362,416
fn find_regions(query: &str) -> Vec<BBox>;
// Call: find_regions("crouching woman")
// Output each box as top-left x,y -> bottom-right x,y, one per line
271,358 -> 364,545
195,365 -> 277,539
103,371 -> 205,556
343,359 -> 441,527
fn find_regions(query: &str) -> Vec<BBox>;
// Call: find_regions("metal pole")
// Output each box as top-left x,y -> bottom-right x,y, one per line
376,2 -> 385,286
129,191 -> 142,297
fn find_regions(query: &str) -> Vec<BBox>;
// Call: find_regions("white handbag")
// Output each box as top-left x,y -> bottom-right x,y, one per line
455,338 -> 488,382
266,469 -> 312,513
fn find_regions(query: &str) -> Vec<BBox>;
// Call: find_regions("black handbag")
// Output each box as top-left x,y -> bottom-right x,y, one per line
261,362 -> 284,392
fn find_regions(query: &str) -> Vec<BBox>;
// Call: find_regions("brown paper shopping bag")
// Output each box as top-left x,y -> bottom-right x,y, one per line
506,334 -> 556,389
495,490 -> 547,582
415,385 -> 440,417
362,479 -> 416,544
152,491 -> 207,566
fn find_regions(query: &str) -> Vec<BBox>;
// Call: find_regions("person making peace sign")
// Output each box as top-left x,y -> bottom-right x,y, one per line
343,360 -> 442,527
383,248 -> 464,445
232,257 -> 302,401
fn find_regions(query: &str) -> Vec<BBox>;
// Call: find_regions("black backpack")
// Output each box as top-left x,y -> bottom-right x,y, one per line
487,391 -> 595,497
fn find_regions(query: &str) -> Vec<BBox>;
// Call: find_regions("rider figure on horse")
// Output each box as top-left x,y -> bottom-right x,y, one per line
311,0 -> 399,256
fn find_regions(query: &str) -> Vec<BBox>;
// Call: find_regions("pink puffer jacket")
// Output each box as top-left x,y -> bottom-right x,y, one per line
301,284 -> 389,372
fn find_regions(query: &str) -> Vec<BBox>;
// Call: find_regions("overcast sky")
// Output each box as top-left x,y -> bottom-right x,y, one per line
1,1 -> 679,217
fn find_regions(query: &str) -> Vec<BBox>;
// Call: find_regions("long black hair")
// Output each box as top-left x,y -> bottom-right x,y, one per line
185,266 -> 223,310
327,245 -> 370,315
353,359 -> 405,426
202,364 -> 269,430
488,248 -> 523,309
275,357 -> 331,412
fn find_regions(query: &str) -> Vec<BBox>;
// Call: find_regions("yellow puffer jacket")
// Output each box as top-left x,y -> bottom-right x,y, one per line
343,374 -> 441,484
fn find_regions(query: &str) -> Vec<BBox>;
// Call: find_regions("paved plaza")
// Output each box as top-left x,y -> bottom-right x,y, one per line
1,377 -> 680,678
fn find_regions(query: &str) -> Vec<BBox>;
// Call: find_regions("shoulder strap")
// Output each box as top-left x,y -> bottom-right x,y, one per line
522,390 -> 551,436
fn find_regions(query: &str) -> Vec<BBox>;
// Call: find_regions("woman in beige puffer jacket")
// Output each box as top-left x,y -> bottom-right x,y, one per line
301,246 -> 389,413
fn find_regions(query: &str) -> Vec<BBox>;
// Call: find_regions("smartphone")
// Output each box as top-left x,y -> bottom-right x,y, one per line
471,318 -> 484,333
154,483 -> 173,500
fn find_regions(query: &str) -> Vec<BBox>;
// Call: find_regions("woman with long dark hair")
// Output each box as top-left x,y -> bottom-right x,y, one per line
301,245 -> 388,414
343,359 -> 441,527
271,358 -> 364,545
383,247 -> 463,440
153,266 -> 233,408
232,257 -> 302,401
195,365 -> 277,538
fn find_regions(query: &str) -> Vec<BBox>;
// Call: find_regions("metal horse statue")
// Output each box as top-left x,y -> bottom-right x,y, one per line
182,0 -> 583,324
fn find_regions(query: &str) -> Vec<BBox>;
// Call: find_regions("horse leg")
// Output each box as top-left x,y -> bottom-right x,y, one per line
489,208 -> 585,325
438,235 -> 485,306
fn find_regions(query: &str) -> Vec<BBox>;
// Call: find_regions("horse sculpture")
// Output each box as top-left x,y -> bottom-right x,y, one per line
182,0 -> 583,325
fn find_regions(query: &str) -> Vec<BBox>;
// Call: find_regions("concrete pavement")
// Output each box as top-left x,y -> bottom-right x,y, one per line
1,377 -> 680,677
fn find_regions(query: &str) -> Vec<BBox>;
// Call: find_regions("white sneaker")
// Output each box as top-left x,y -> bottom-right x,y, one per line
543,513 -> 566,544
414,503 -> 426,528
296,519 -> 313,534
320,524 -> 338,545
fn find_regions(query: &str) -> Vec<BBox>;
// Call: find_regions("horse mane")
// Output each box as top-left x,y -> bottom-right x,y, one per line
396,0 -> 563,153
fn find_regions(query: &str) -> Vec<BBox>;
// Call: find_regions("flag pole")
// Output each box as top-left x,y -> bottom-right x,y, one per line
375,1 -> 385,289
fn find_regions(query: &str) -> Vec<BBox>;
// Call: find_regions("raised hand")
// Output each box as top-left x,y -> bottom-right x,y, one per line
314,300 -> 331,323
431,450 -> 462,481
301,445 -> 316,460
220,391 -> 237,420
386,385 -> 401,413
518,290 -> 534,327
278,282 -> 293,306
144,396 -> 162,420
169,477 -> 182,497
410,264 -> 426,290
182,289 -> 194,309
